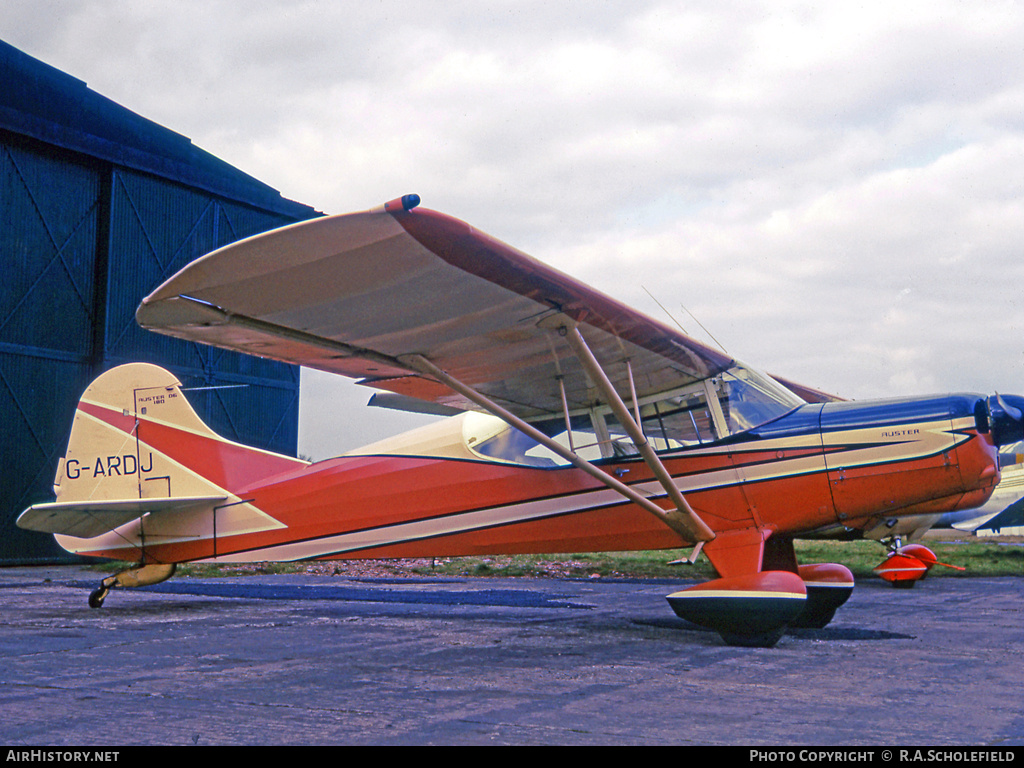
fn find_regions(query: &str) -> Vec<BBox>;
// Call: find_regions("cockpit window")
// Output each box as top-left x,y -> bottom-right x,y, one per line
604,393 -> 715,452
463,412 -> 560,466
715,366 -> 805,434
600,365 -> 803,456
463,364 -> 805,466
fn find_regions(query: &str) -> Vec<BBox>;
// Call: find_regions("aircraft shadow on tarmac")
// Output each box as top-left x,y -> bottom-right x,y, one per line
67,578 -> 914,641
71,578 -> 590,610
635,617 -> 915,642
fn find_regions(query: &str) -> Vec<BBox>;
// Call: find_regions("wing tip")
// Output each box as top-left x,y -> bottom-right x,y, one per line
377,194 -> 421,214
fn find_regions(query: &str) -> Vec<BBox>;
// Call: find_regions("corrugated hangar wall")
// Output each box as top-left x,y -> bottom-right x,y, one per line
1,42 -> 320,563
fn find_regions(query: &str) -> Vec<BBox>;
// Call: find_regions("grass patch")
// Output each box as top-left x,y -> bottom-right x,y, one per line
407,550 -> 717,580
85,535 -> 1021,581
411,538 -> 1021,580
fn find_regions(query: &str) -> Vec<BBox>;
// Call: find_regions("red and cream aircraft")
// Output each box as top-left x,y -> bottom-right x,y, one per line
17,195 -> 1023,646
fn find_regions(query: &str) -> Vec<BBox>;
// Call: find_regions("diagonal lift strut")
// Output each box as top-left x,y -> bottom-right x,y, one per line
553,319 -> 716,544
400,335 -> 716,545
166,295 -> 716,545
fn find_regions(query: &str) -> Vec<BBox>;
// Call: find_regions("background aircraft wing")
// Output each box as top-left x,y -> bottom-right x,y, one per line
137,201 -> 737,420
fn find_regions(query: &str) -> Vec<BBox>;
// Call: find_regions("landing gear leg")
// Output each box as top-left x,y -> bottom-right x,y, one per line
87,563 -> 177,608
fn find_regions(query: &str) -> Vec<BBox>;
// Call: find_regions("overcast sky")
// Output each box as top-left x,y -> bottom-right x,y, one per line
4,1 -> 1024,458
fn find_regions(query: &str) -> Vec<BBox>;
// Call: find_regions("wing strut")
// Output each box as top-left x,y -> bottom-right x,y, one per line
550,317 -> 716,543
400,352 -> 715,545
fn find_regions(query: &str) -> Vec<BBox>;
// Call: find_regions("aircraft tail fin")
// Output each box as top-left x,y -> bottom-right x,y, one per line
18,363 -> 305,538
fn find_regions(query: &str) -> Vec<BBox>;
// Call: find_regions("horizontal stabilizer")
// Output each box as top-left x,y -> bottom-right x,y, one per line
17,496 -> 227,539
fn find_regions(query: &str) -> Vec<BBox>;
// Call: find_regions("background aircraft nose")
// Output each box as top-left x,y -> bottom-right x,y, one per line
978,394 -> 1024,446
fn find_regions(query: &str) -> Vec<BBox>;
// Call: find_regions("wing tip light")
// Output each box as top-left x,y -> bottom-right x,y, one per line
382,194 -> 421,213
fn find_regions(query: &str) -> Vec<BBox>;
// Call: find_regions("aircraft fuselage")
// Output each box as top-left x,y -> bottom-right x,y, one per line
58,392 -> 999,569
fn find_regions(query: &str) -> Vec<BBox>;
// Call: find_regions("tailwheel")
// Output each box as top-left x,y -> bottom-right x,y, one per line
790,563 -> 855,628
85,563 -> 177,607
666,571 -> 807,647
88,587 -> 109,609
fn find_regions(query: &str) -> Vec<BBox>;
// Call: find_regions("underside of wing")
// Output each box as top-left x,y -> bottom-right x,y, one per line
136,202 -> 735,421
17,497 -> 227,539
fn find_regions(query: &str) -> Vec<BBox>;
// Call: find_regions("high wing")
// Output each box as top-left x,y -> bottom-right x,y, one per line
136,197 -> 794,544
136,199 -> 736,422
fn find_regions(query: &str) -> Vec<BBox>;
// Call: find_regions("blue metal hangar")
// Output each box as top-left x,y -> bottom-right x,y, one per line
1,41 -> 320,563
